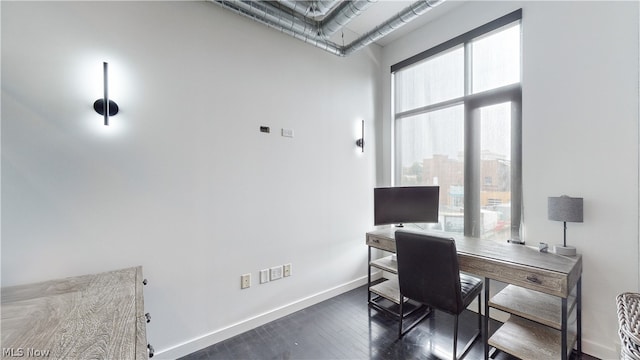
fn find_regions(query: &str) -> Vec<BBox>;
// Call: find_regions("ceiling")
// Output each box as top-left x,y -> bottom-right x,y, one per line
212,0 -> 463,56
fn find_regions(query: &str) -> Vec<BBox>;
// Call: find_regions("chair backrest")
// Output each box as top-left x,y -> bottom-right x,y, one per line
395,230 -> 464,314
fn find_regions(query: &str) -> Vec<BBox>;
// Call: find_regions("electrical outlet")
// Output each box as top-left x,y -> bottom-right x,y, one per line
259,269 -> 270,284
283,263 -> 292,277
270,266 -> 283,281
241,273 -> 251,289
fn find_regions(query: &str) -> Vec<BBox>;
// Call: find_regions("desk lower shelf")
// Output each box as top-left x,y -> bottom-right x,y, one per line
489,284 -> 576,330
489,315 -> 576,360
488,284 -> 577,360
369,278 -> 424,320
370,255 -> 398,274
369,278 -> 403,305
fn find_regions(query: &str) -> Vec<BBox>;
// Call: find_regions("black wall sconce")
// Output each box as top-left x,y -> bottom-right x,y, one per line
93,62 -> 119,126
355,120 -> 364,152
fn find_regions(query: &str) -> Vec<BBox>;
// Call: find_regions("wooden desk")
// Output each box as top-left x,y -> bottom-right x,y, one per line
1,267 -> 150,360
366,227 -> 582,360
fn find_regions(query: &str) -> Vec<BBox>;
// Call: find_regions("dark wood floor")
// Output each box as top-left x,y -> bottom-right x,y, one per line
181,283 -> 596,360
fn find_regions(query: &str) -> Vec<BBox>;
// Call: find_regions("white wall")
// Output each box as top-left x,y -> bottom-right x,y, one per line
381,1 -> 639,358
1,2 -> 379,358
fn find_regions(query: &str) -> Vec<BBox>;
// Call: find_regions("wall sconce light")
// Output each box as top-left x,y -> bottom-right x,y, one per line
355,120 -> 364,152
93,62 -> 119,126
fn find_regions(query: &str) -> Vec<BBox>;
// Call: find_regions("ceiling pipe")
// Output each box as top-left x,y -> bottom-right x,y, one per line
277,0 -> 314,17
229,1 -> 319,37
216,0 -> 344,55
212,0 -> 445,57
312,0 -> 345,19
319,0 -> 377,38
342,0 -> 445,56
278,0 -> 342,21
224,0 -> 372,39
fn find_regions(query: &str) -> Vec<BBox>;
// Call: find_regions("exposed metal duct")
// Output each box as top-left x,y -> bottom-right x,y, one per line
225,1 -> 317,36
217,0 -> 344,55
319,0 -> 377,38
212,0 -> 445,57
278,0 -> 342,20
342,0 -> 445,56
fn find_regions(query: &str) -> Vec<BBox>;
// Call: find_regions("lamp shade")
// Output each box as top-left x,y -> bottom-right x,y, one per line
548,196 -> 583,223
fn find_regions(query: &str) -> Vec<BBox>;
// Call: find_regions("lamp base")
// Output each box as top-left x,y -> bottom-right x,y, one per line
553,244 -> 576,256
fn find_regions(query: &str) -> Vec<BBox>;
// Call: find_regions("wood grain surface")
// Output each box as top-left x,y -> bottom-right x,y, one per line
488,315 -> 577,360
1,267 -> 146,360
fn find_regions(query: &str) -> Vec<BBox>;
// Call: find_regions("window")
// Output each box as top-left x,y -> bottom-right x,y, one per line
392,10 -> 522,242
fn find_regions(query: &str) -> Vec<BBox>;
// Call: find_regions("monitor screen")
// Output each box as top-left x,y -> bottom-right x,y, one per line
374,186 -> 440,226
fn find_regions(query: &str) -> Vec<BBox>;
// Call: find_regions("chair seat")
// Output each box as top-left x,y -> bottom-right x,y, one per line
460,273 -> 483,308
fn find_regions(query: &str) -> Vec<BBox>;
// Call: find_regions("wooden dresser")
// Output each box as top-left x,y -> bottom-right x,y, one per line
1,266 -> 150,360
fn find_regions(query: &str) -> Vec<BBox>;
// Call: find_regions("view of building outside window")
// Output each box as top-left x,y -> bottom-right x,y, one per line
394,22 -> 520,242
397,106 -> 465,234
479,102 -> 512,241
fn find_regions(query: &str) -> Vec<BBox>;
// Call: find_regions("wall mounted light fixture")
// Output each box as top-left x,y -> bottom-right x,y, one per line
93,62 -> 119,126
355,120 -> 364,152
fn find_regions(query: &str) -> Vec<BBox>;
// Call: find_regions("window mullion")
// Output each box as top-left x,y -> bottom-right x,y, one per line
464,106 -> 481,238
395,97 -> 465,120
464,42 -> 472,96
463,40 -> 481,237
510,93 -> 523,240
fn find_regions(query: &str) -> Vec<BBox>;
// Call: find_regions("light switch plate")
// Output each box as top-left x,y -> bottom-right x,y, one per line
281,128 -> 294,138
259,269 -> 270,284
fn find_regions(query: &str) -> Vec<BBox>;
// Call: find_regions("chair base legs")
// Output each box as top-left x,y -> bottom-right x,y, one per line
397,294 -> 483,360
454,320 -> 481,360
398,303 -> 432,338
453,293 -> 483,360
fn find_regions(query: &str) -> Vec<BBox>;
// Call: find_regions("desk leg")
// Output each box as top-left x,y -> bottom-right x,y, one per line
577,277 -> 582,358
367,246 -> 371,304
561,297 -> 567,360
484,277 -> 490,360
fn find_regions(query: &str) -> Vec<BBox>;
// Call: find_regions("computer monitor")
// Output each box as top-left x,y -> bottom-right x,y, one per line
374,186 -> 440,227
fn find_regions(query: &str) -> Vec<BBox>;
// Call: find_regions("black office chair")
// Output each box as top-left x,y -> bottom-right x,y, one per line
395,230 -> 483,360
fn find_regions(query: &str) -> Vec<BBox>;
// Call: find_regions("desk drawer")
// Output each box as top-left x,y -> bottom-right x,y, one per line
460,255 -> 568,297
512,270 -> 566,297
367,234 -> 396,252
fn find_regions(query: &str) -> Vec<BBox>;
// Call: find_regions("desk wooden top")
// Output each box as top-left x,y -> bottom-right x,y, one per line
367,227 -> 582,298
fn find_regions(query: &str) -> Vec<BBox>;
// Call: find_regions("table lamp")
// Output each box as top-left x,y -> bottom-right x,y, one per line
548,195 -> 583,256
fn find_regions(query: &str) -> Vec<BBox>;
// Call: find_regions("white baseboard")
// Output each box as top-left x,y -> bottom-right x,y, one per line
582,338 -> 618,360
154,276 -> 370,359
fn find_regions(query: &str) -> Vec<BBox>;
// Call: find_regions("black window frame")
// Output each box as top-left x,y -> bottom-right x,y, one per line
391,9 -> 523,240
